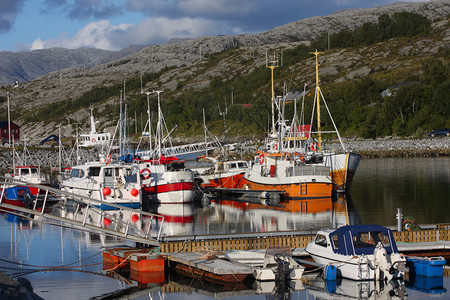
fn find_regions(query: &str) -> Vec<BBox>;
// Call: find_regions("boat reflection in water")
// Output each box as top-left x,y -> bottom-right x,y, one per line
201,193 -> 358,234
144,202 -> 194,237
305,277 -> 406,299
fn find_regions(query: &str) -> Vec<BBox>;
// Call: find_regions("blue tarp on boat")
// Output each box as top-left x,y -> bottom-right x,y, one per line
329,225 -> 398,256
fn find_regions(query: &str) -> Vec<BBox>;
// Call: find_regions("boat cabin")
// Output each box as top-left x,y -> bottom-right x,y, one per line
218,160 -> 248,173
15,166 -> 40,177
313,225 -> 399,256
69,164 -> 139,188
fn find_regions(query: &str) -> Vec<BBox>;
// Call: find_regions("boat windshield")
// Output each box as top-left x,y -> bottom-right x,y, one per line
352,231 -> 392,253
237,162 -> 247,168
330,225 -> 397,256
71,169 -> 85,178
20,169 -> 30,175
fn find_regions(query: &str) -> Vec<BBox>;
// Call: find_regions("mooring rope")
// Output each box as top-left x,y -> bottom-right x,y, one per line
0,251 -> 102,269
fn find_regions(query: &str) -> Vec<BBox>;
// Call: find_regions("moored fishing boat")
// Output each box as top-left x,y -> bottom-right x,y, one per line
78,107 -> 112,148
305,224 -> 407,281
138,155 -> 195,204
244,151 -> 333,199
195,156 -> 249,189
243,51 -> 360,197
0,186 -> 34,210
60,161 -> 141,210
133,90 -> 196,204
6,165 -> 52,197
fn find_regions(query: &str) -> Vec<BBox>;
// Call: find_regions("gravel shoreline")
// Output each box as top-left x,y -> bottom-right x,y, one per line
330,136 -> 449,158
0,137 -> 448,172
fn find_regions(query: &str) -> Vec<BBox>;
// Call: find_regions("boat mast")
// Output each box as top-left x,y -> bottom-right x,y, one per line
311,50 -> 324,152
144,91 -> 153,152
119,90 -> 123,157
154,90 -> 163,158
266,52 -> 279,135
89,106 -> 96,134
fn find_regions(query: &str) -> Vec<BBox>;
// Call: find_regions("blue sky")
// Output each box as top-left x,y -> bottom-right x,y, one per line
0,0 -> 430,52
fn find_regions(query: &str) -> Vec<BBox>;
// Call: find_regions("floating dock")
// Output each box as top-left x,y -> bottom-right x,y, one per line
102,224 -> 450,285
167,252 -> 253,283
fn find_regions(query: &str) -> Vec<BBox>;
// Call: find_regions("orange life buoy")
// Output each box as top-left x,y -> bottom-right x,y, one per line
105,154 -> 112,165
140,168 -> 151,179
91,137 -> 96,143
310,142 -> 317,152
259,154 -> 265,164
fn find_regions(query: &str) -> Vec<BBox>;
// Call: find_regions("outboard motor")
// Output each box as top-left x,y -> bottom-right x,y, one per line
274,254 -> 290,282
374,242 -> 390,280
374,241 -> 407,281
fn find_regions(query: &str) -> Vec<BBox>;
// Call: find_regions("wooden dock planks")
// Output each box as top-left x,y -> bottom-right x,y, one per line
160,228 -> 450,253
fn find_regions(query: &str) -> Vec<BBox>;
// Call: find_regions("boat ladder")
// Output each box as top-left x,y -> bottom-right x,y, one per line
0,176 -> 163,246
358,255 -> 370,279
299,180 -> 307,195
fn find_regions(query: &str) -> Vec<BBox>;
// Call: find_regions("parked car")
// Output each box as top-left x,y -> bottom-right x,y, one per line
428,128 -> 450,137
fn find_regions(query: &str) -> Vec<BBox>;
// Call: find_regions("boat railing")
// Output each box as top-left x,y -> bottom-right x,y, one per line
287,165 -> 331,177
0,175 -> 163,246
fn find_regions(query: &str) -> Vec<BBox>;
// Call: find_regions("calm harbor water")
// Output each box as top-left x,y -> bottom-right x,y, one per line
0,157 -> 448,299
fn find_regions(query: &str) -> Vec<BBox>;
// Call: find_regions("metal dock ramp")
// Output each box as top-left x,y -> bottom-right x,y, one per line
0,176 -> 164,246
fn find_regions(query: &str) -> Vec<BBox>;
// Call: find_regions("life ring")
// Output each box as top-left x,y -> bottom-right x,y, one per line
91,137 -> 96,143
140,168 -> 151,179
105,154 -> 112,165
310,142 -> 317,152
258,154 -> 265,164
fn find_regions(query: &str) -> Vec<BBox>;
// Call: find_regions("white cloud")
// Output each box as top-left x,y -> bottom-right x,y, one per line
176,0 -> 255,16
28,16 -> 227,51
30,20 -> 133,50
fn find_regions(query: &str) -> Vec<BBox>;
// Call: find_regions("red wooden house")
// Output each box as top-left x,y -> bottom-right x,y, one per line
0,121 -> 20,143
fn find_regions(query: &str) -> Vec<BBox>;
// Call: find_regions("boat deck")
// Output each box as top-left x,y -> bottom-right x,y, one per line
166,252 -> 254,283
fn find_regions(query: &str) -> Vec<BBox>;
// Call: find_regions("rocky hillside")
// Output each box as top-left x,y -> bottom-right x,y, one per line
0,0 -> 449,144
0,45 -> 145,85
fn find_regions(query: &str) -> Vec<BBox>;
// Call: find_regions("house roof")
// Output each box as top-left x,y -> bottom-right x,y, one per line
0,121 -> 19,129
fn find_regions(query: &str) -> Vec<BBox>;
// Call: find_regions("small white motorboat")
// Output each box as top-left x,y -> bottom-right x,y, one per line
225,248 -> 305,281
305,225 -> 407,281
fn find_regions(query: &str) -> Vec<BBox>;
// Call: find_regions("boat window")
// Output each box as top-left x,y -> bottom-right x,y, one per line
238,162 -> 247,168
20,169 -> 30,175
104,168 -> 113,177
331,234 -> 339,250
230,163 -> 237,169
353,231 -> 391,249
90,167 -> 101,177
71,169 -> 84,178
314,234 -> 328,247
375,232 -> 391,247
30,168 -> 38,174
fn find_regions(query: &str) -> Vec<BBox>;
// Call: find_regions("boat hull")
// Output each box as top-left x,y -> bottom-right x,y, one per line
202,173 -> 247,189
245,179 -> 333,199
143,181 -> 195,204
307,251 -> 404,281
324,152 -> 361,191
